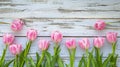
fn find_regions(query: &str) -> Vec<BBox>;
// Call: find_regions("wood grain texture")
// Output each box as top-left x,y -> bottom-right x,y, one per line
0,0 -> 120,18
0,0 -> 120,66
0,19 -> 120,36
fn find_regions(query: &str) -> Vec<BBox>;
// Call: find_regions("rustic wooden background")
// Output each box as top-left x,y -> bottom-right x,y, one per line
0,0 -> 120,67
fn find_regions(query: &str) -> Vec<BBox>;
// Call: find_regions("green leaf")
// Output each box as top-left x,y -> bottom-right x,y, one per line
103,54 -> 112,67
4,59 -> 14,67
89,52 -> 97,67
0,45 -> 8,66
29,57 -> 36,67
83,56 -> 87,67
36,52 -> 40,65
45,52 -> 52,67
65,64 -> 69,67
78,55 -> 85,67
52,45 -> 61,67
19,41 -> 32,67
57,57 -> 64,67
94,47 -> 103,67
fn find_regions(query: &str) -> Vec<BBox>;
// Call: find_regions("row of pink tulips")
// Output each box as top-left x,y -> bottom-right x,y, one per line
0,19 -> 118,67
3,31 -> 117,56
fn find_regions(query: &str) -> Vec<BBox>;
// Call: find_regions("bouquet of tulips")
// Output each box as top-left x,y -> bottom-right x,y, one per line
0,19 -> 119,67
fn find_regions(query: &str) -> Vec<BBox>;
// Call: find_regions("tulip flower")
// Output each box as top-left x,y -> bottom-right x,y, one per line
78,38 -> 90,50
37,39 -> 50,67
94,20 -> 106,30
66,39 -> 76,50
65,39 -> 76,67
0,33 -> 15,66
106,32 -> 118,67
38,40 -> 49,51
11,19 -> 24,31
51,31 -> 64,67
106,32 -> 117,44
93,37 -> 105,48
27,29 -> 37,41
3,33 -> 15,45
51,31 -> 63,43
9,44 -> 22,55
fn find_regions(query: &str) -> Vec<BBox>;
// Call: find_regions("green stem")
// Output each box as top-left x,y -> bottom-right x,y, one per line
97,48 -> 100,62
24,41 -> 32,57
97,48 -> 102,67
112,43 -> 116,55
111,43 -> 116,67
52,43 -> 59,67
86,49 -> 90,67
54,43 -> 59,56
14,55 -> 18,67
70,48 -> 76,67
20,40 -> 32,67
37,51 -> 45,67
0,45 -> 8,66
106,22 -> 112,25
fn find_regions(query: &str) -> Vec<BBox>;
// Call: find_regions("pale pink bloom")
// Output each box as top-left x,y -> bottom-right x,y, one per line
3,33 -> 15,45
9,44 -> 22,55
38,39 -> 49,51
106,32 -> 117,43
27,29 -> 37,41
93,37 -> 105,48
51,31 -> 63,43
78,38 -> 90,50
66,39 -> 76,49
11,19 -> 24,31
94,20 -> 106,30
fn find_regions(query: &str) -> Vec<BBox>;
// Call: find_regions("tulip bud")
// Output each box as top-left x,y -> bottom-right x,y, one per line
66,39 -> 76,50
94,20 -> 106,30
38,39 -> 49,51
11,19 -> 24,31
3,33 -> 15,45
93,37 -> 105,48
9,44 -> 22,55
106,32 -> 117,44
27,29 -> 37,41
78,38 -> 90,50
51,31 -> 63,43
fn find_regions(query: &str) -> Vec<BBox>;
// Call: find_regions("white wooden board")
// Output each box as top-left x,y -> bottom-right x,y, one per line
0,0 -> 120,66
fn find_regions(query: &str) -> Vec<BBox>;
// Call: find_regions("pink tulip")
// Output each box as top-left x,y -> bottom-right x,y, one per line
9,44 -> 22,55
93,37 -> 105,48
11,19 -> 24,31
78,38 -> 90,50
3,33 -> 15,45
106,32 -> 117,43
94,20 -> 106,30
38,40 -> 49,51
66,39 -> 76,49
51,31 -> 63,43
27,29 -> 37,41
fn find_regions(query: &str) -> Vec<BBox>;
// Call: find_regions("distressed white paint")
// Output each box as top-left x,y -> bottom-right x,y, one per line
0,0 -> 120,67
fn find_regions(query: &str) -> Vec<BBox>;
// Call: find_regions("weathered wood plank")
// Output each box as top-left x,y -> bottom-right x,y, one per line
0,1 -> 120,11
0,37 -> 120,57
0,0 -> 120,18
0,10 -> 120,19
0,19 -> 120,36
